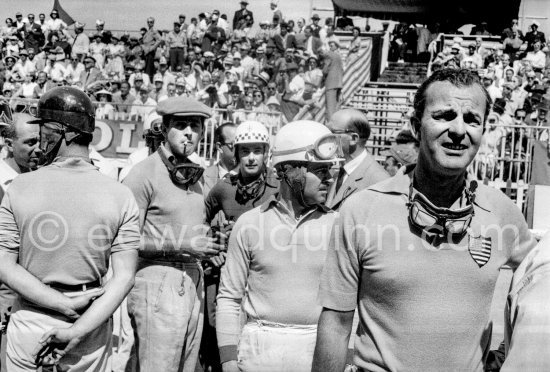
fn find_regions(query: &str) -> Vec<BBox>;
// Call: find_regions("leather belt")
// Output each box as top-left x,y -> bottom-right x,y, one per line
139,250 -> 197,263
48,279 -> 102,293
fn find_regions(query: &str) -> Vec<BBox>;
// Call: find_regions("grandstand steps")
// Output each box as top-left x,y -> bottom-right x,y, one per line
378,62 -> 429,84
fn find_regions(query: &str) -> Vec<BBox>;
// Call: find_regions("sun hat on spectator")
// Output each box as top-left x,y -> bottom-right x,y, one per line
134,74 -> 144,81
266,39 -> 277,49
153,74 -> 163,83
266,96 -> 280,107
19,49 -> 28,56
95,89 -> 112,99
75,21 -> 85,29
3,55 -> 18,64
451,43 -> 461,50
175,78 -> 185,86
531,21 -> 540,27
311,14 -> 320,20
233,52 -> 242,60
96,19 -> 105,26
223,56 -> 234,66
204,51 -> 215,58
254,71 -> 271,85
158,56 -> 168,65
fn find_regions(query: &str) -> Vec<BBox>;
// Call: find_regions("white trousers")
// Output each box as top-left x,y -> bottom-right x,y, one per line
237,321 -> 317,372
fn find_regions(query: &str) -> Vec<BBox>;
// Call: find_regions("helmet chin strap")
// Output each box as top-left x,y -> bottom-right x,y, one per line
38,127 -> 82,167
282,165 -> 315,208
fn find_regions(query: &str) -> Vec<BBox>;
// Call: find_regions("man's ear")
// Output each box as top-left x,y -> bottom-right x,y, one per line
4,138 -> 13,152
349,132 -> 360,147
410,117 -> 421,141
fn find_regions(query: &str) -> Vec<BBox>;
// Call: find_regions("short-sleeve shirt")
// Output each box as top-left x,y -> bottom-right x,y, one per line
0,157 -> 141,285
319,165 -> 536,372
122,146 -> 208,253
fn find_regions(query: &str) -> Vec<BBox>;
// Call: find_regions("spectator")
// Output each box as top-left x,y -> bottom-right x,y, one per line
525,21 -> 546,52
233,0 -> 254,30
141,17 -> 162,81
346,27 -> 362,63
112,81 -> 136,113
166,22 -> 187,72
319,46 -> 343,120
130,86 -> 156,120
79,55 -> 103,91
95,89 -> 115,119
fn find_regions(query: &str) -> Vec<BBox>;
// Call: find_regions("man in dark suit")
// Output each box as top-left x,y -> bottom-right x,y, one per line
203,122 -> 238,197
79,55 -> 104,91
304,26 -> 323,57
273,23 -> 297,54
233,0 -> 254,30
326,109 -> 389,210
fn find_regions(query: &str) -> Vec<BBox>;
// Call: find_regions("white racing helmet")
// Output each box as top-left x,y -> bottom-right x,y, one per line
272,120 -> 342,166
234,120 -> 270,146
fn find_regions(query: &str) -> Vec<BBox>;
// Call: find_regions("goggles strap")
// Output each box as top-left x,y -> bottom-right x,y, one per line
158,148 -> 204,188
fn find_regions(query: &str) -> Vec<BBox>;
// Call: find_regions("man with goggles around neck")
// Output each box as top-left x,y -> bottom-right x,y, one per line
0,87 -> 141,371
202,121 -> 279,372
314,69 -> 536,372
217,120 -> 340,372
123,96 -> 224,372
326,108 -> 389,211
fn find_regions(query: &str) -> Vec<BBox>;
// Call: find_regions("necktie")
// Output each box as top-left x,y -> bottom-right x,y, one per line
334,166 -> 346,195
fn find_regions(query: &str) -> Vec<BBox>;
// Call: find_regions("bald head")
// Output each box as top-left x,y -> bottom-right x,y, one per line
328,109 -> 371,162
328,109 -> 371,141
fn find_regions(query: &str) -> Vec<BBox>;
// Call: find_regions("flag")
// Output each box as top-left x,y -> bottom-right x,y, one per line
53,0 -> 75,27
293,37 -> 372,123
468,234 -> 492,268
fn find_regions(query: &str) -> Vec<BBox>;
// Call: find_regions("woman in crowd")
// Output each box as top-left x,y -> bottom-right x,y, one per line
346,26 -> 362,63
90,33 -> 106,69
95,89 -> 115,119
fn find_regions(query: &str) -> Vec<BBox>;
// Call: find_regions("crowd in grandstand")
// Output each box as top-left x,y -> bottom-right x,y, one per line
0,3 -> 351,124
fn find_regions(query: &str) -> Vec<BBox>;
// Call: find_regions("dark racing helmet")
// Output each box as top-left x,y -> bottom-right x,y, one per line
33,87 -> 95,134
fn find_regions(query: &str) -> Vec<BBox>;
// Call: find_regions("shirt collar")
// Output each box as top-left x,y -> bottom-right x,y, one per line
260,193 -> 331,214
368,164 -> 491,212
343,148 -> 367,176
51,156 -> 97,170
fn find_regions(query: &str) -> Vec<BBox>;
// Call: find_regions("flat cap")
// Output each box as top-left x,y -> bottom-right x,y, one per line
156,96 -> 212,118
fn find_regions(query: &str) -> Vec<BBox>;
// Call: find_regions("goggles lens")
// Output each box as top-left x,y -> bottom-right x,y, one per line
408,187 -> 474,237
312,134 -> 339,160
170,163 -> 204,187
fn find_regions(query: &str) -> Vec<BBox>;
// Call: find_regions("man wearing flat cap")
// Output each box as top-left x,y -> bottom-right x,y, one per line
233,0 -> 254,30
123,96 -> 224,372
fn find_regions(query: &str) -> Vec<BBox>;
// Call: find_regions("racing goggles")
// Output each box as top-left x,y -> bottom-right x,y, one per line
274,133 -> 343,162
407,182 -> 476,237
158,147 -> 204,188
